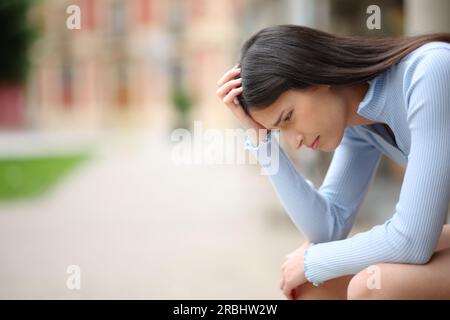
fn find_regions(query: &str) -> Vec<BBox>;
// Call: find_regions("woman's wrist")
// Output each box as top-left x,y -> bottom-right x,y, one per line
246,127 -> 271,148
303,242 -> 321,287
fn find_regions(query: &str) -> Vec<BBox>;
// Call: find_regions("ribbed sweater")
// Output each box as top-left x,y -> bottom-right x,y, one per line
244,41 -> 450,285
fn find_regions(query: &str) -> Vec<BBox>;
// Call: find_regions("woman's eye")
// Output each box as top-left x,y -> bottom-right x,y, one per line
284,111 -> 293,122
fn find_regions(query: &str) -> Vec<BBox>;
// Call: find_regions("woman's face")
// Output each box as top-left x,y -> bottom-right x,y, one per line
249,85 -> 353,152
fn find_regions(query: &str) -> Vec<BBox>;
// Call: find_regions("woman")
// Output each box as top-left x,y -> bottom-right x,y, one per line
216,25 -> 450,300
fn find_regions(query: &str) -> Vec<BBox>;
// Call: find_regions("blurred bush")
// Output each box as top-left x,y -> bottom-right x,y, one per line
171,87 -> 192,129
0,0 -> 38,84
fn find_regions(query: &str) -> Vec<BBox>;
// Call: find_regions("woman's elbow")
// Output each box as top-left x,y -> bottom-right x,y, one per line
401,245 -> 435,265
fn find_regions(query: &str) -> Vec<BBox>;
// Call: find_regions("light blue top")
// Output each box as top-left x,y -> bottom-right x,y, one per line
244,41 -> 450,285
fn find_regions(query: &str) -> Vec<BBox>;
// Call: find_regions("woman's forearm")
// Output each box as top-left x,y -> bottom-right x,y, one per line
245,132 -> 340,243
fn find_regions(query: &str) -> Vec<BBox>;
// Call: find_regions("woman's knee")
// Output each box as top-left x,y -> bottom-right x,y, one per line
295,275 -> 353,300
347,259 -> 445,300
435,224 -> 450,251
347,264 -> 385,300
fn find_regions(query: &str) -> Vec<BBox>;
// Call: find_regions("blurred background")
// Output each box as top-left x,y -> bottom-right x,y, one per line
0,0 -> 449,299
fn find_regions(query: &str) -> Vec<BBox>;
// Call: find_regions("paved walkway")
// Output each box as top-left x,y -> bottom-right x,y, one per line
0,130 -> 306,299
0,129 -> 410,299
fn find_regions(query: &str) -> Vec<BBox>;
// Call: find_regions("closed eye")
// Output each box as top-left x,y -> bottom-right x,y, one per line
284,110 -> 293,122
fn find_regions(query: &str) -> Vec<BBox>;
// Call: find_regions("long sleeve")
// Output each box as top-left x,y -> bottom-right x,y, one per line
244,125 -> 382,244
303,48 -> 450,285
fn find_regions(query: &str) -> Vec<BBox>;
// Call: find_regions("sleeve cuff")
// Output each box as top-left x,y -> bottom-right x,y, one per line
244,129 -> 272,151
304,242 -> 322,287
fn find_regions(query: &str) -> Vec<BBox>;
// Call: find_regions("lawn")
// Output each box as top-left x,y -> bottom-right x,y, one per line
0,152 -> 90,200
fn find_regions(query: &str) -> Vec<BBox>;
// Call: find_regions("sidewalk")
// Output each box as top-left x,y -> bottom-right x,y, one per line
0,130 -> 303,299
0,129 -> 417,299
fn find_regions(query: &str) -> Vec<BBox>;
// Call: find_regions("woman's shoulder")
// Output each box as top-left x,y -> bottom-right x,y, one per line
399,40 -> 450,117
414,40 -> 450,53
399,40 -> 450,66
396,40 -> 450,90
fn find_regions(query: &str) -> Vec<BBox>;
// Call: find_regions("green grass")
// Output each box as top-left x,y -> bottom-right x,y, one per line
0,152 -> 90,201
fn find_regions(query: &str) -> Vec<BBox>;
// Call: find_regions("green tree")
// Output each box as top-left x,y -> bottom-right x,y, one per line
0,0 -> 38,84
171,87 -> 192,129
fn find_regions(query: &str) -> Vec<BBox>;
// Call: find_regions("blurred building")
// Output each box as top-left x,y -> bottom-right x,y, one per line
27,0 -> 170,130
25,0 -> 244,132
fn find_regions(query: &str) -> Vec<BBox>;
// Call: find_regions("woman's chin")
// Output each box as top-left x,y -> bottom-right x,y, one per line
321,140 -> 337,153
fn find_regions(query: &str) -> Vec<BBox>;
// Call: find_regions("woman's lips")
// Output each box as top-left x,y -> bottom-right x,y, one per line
309,136 -> 320,150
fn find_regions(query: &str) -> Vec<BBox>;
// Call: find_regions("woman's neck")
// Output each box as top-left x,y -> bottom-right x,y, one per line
345,82 -> 379,127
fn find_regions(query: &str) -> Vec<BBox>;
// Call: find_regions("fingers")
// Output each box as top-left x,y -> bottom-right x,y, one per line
280,260 -> 289,291
216,65 -> 267,131
215,68 -> 243,112
280,275 -> 294,300
280,266 -> 290,299
222,86 -> 243,106
280,256 -> 296,300
291,288 -> 297,300
216,78 -> 242,99
280,270 -> 295,300
280,275 -> 295,300
283,281 -> 294,300
216,66 -> 241,87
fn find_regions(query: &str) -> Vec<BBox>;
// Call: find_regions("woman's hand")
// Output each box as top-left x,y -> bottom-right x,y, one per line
280,241 -> 312,300
216,65 -> 269,145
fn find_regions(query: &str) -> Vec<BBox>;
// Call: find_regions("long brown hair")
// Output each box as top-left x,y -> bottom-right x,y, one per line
236,24 -> 450,114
